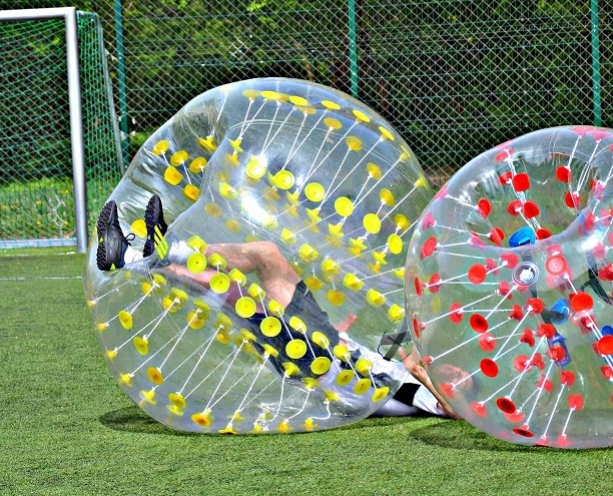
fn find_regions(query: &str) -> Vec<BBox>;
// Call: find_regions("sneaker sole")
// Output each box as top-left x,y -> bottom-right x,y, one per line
96,201 -> 116,270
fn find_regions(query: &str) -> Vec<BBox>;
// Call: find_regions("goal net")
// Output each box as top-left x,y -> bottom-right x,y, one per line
0,8 -> 123,251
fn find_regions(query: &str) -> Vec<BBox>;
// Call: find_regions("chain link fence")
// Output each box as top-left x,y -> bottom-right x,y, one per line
0,1 -> 611,245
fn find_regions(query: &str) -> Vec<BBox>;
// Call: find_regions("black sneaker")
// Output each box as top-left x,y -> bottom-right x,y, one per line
143,194 -> 168,258
96,200 -> 130,271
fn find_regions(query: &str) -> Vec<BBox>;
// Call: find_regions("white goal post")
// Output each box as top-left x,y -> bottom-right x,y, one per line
0,7 -> 88,252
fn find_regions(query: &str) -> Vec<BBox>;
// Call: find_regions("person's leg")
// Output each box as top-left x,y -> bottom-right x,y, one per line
168,240 -> 301,307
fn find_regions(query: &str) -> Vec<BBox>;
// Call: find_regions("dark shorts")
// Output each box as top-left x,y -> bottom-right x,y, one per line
245,280 -> 340,379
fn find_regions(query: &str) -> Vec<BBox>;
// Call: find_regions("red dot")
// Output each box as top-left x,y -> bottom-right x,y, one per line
468,264 -> 487,284
507,199 -> 523,216
439,383 -> 454,398
527,298 -> 544,314
570,292 -> 593,312
556,166 -> 571,182
478,332 -> 496,352
545,255 -> 567,275
414,276 -> 422,297
420,237 -> 438,259
428,273 -> 442,294
512,426 -> 534,438
489,227 -> 504,245
449,303 -> 463,323
513,354 -> 530,372
496,150 -> 513,163
480,358 -> 499,377
500,253 -> 518,268
412,317 -> 423,338
477,198 -> 492,217
523,201 -> 540,219
496,397 -> 516,414
597,335 -> 613,355
471,402 -> 487,417
504,410 -> 525,423
536,228 -> 552,240
470,314 -> 488,333
513,172 -> 530,192
565,191 -> 580,208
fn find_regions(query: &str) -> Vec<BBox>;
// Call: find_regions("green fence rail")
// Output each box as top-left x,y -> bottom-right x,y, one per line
1,0 -> 611,200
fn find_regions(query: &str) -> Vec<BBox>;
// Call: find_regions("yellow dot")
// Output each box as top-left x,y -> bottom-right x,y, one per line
240,328 -> 257,342
242,89 -> 260,100
372,386 -> 390,402
260,316 -> 282,337
324,117 -> 343,130
263,344 -> 279,357
311,357 -> 331,375
394,214 -> 410,231
289,316 -> 307,334
246,155 -> 267,179
366,288 -> 386,306
327,289 -> 345,306
119,373 -> 132,387
183,184 -> 199,202
321,100 -> 341,110
147,367 -> 164,385
286,339 -> 307,359
261,90 -> 283,100
164,166 -> 183,186
152,140 -> 170,155
298,243 -> 319,262
131,219 -> 147,238
186,252 -> 207,273
336,369 -> 354,386
229,268 -> 247,286
333,344 -> 351,362
311,331 -> 330,349
356,358 -> 373,375
170,150 -> 189,166
343,273 -> 364,291
281,228 -> 296,245
171,287 -> 189,304
133,336 -> 148,355
346,136 -> 363,151
283,362 -> 301,377
198,136 -> 218,153
273,170 -> 295,190
192,412 -> 213,427
380,188 -> 396,206
226,219 -> 241,233
379,126 -> 395,141
321,258 -> 339,276
209,253 -> 227,270
105,349 -> 116,360
236,297 -> 257,318
169,392 -> 187,409
363,213 -> 381,234
248,283 -> 266,299
289,95 -> 308,106
205,202 -> 222,217
305,182 -> 325,202
267,299 -> 284,317
335,197 -> 354,217
351,109 -> 370,122
118,310 -> 132,330
366,163 -> 382,180
415,176 -> 427,188
388,304 -> 405,323
354,378 -> 371,395
187,235 -> 207,252
187,311 -> 206,329
305,275 -> 324,291
210,273 -> 230,294
140,388 -> 156,404
219,182 -> 238,199
387,233 -> 403,254
188,157 -> 207,173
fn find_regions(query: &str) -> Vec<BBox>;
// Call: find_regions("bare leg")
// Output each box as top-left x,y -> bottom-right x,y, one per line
167,241 -> 301,308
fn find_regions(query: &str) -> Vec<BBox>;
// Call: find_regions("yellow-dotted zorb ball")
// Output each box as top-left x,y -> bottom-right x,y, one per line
84,78 -> 433,433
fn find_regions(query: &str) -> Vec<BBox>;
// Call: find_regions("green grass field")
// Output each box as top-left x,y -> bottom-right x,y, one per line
2,249 -> 613,495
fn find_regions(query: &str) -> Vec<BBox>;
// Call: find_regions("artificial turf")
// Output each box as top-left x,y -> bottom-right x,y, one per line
1,251 -> 613,495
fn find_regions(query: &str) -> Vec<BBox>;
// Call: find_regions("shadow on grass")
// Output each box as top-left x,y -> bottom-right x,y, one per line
408,420 -> 611,453
100,405 -> 414,436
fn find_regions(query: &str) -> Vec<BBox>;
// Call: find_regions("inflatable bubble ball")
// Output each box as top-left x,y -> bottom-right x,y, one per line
406,126 -> 613,448
84,78 -> 433,434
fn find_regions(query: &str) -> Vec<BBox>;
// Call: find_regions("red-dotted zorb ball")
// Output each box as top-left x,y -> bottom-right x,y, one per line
405,126 -> 613,448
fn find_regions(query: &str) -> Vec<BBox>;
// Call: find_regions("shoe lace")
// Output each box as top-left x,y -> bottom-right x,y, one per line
126,233 -> 136,245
